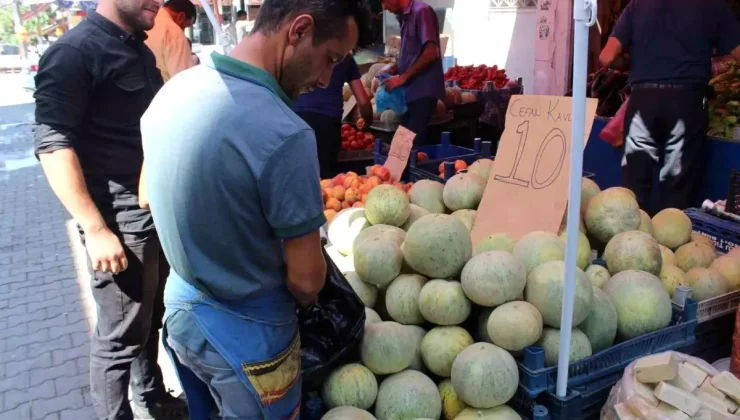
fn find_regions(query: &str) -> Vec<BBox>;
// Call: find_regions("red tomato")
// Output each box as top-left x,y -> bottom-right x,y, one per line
350,141 -> 360,149
365,133 -> 375,143
356,132 -> 365,141
365,144 -> 374,151
341,124 -> 351,131
348,135 -> 357,143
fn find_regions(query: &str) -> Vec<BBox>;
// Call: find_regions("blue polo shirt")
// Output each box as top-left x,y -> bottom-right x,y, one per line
397,0 -> 445,102
612,0 -> 740,86
141,52 -> 326,313
293,55 -> 361,120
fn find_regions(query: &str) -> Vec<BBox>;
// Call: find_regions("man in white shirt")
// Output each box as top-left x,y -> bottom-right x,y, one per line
145,0 -> 196,82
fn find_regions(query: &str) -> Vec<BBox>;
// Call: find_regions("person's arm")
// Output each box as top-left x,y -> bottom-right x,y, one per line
600,4 -> 632,69
384,7 -> 441,91
346,59 -> 373,125
714,0 -> 740,61
257,131 -> 328,307
163,29 -> 194,80
599,37 -> 626,69
138,163 -> 149,209
34,45 -> 127,273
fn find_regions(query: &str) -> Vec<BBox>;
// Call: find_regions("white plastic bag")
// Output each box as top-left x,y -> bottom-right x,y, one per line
600,351 -> 719,420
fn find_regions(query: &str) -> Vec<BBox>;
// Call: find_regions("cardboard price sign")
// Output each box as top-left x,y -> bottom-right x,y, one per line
342,97 -> 357,122
383,126 -> 416,181
471,95 -> 598,244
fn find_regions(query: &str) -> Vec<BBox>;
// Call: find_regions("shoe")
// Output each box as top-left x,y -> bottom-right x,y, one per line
133,392 -> 189,420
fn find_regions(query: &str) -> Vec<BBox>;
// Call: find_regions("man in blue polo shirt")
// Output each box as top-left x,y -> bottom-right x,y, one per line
600,0 -> 740,213
141,0 -> 370,416
381,0 -> 445,146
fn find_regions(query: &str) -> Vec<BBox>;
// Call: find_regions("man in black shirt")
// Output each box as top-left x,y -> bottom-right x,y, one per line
33,0 -> 184,417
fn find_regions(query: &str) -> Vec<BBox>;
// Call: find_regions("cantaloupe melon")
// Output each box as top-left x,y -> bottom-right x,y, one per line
710,255 -> 740,291
461,251 -> 526,307
360,321 -> 416,374
660,245 -> 676,266
403,214 -> 472,278
375,370 -> 442,420
418,279 -> 472,325
637,210 -> 655,237
468,159 -> 494,185
435,100 -> 448,117
385,274 -> 427,325
691,233 -> 716,249
409,180 -> 447,214
321,363 -> 378,410
365,307 -> 382,327
559,230 -> 592,270
536,327 -> 593,367
675,242 -> 718,272
401,204 -> 431,231
364,185 -> 410,227
406,325 -> 427,372
439,379 -> 468,420
451,343 -> 519,409
322,406 -> 377,420
380,110 -> 402,123
353,224 -> 406,253
652,208 -> 692,250
585,188 -> 641,244
443,173 -> 486,211
451,209 -> 477,232
345,271 -> 378,307
525,261 -> 593,328
603,230 -> 663,276
455,406 -> 522,420
659,264 -> 689,298
513,231 -> 566,274
420,326 -> 474,377
731,248 -> 740,259
486,301 -> 543,352
686,267 -> 729,301
329,208 -> 371,255
581,178 -> 601,215
461,92 -> 478,104
579,288 -> 618,353
585,264 -> 611,289
603,270 -> 672,340
354,236 -> 403,287
474,233 -> 517,255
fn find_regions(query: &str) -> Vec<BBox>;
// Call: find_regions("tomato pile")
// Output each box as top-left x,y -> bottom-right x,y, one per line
444,65 -> 509,90
341,123 -> 375,151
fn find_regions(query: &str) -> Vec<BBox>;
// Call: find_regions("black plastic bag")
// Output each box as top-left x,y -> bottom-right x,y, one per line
298,247 -> 365,393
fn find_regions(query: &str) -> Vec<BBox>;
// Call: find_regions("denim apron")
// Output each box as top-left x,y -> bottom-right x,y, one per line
162,273 -> 301,419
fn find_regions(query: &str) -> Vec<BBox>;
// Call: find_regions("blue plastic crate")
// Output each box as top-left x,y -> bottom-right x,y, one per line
518,300 -> 698,398
411,139 -> 494,183
373,131 -> 478,167
677,310 -> 734,363
685,208 -> 740,254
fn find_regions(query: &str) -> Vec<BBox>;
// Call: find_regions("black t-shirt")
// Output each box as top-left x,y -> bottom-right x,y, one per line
33,11 -> 164,234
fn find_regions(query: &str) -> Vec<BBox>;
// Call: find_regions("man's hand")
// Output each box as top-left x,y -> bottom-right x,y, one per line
382,74 -> 408,92
86,226 -> 128,274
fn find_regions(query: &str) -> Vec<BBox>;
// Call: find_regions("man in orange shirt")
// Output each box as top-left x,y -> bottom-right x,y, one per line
145,0 -> 196,82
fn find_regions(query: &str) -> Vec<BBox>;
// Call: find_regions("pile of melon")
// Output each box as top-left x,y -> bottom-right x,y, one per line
321,175 -> 740,420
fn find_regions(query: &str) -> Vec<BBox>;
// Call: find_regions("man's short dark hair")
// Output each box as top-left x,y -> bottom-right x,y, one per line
237,10 -> 247,18
164,0 -> 197,22
252,0 -> 372,48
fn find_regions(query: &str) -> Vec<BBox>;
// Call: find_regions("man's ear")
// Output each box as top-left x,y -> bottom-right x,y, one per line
287,14 -> 315,46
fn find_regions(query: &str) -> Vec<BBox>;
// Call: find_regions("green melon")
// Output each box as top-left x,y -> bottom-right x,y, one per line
364,184 -> 411,227
710,255 -> 740,291
345,271 -> 378,307
691,233 -> 716,249
731,248 -> 740,259
584,188 -> 641,244
354,236 -> 404,287
637,210 -> 655,237
660,245 -> 676,266
513,231 -> 566,274
461,251 -> 526,307
365,307 -> 382,327
659,264 -> 689,298
603,270 -> 672,340
525,261 -> 593,328
403,214 -> 473,279
652,208 -> 692,250
385,274 -> 427,325
360,321 -> 416,374
321,363 -> 378,410
455,406 -> 522,420
675,242 -> 718,272
450,343 -> 519,409
486,301 -> 543,352
409,180 -> 447,214
406,325 -> 427,372
478,307 -> 495,343
468,159 -> 494,185
375,370 -> 442,420
439,379 -> 468,420
443,173 -> 486,211
401,204 -> 431,231
474,233 -> 517,255
558,209 -> 587,235
603,230 -> 663,276
321,406 -> 377,420
687,268 -> 730,301
329,208 -> 371,255
585,264 -> 611,289
452,209 -> 477,232
536,327 -> 593,367
353,224 -> 406,254
418,279 -> 472,326
420,326 -> 474,377
581,177 -> 602,215
579,288 -> 618,353
559,230 -> 592,270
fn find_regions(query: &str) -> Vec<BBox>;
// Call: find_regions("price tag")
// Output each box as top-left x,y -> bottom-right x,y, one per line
342,97 -> 357,122
383,125 -> 416,182
470,95 -> 598,244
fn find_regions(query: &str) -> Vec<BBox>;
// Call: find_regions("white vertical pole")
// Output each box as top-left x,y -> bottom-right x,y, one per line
556,0 -> 597,398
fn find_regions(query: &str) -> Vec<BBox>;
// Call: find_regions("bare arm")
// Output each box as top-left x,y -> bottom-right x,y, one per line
283,231 -> 326,307
139,162 -> 149,209
349,79 -> 374,124
599,37 -> 624,69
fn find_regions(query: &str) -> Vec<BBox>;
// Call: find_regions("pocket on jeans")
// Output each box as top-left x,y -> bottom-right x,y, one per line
241,333 -> 301,407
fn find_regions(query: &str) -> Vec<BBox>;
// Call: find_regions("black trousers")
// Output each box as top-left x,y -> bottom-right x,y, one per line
402,97 -> 438,147
83,229 -> 166,420
622,85 -> 708,215
296,111 -> 342,179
